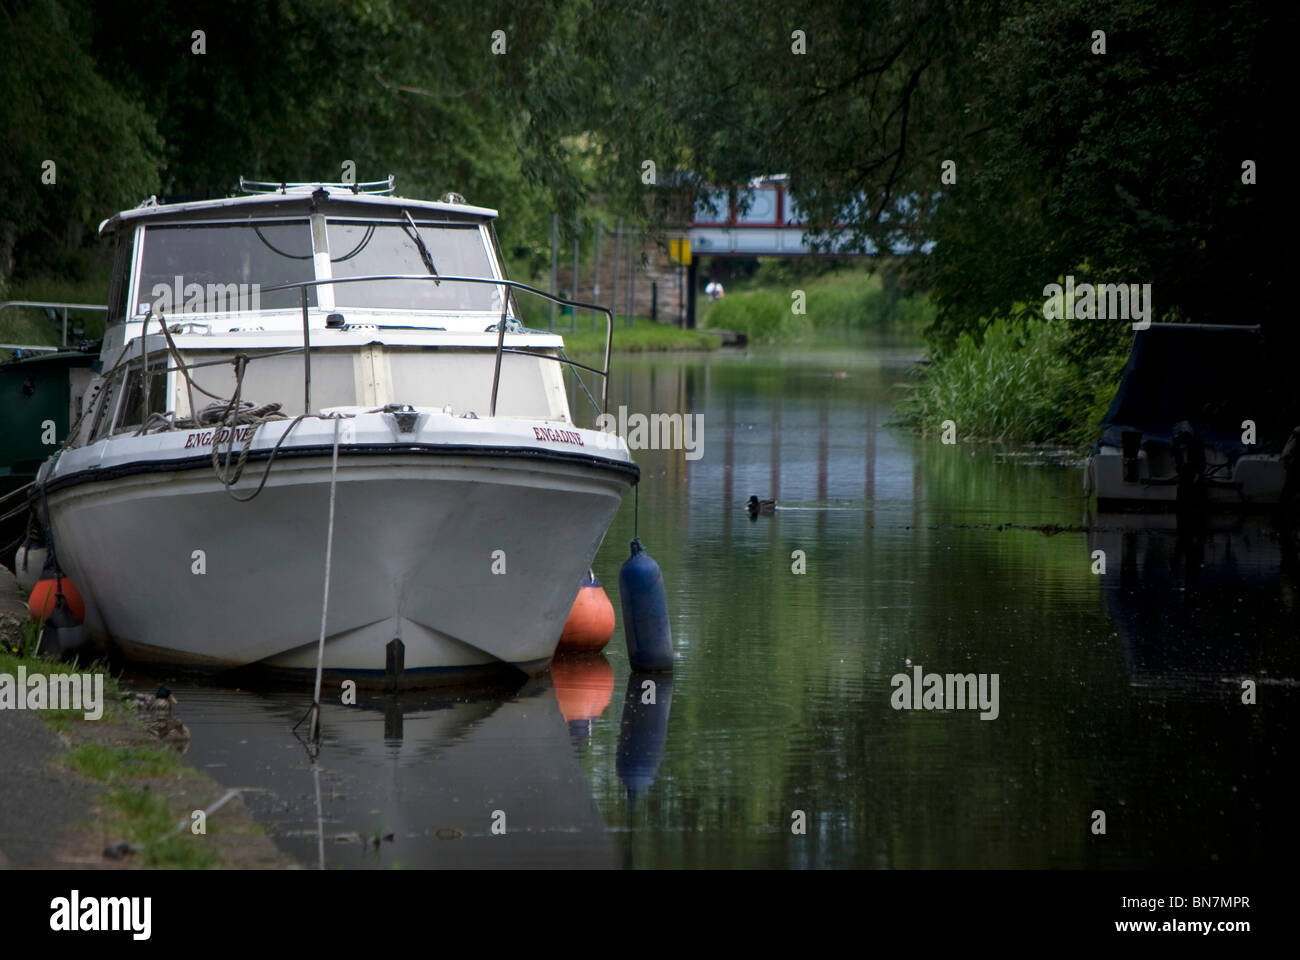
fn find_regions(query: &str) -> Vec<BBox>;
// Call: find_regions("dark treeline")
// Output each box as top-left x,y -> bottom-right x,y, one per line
0,0 -> 1287,353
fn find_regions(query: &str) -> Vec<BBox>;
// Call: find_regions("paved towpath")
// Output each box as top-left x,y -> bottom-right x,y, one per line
1,564 -> 296,870
0,709 -> 98,867
0,565 -> 98,868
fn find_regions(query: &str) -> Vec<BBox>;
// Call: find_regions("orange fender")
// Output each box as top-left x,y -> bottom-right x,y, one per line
29,576 -> 86,623
557,571 -> 615,653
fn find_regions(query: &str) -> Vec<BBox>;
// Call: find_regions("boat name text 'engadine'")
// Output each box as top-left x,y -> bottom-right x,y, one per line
533,426 -> 585,446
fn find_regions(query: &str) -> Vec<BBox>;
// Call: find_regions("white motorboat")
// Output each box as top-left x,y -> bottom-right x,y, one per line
33,178 -> 637,684
1083,324 -> 1298,510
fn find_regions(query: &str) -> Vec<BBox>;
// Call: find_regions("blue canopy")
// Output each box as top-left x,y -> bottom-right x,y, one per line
1098,324 -> 1285,458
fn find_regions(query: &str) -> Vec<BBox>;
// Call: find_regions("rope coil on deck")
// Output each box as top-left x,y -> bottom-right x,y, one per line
34,312 -> 309,507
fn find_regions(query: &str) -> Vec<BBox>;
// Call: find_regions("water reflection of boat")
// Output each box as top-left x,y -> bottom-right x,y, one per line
1089,514 -> 1300,689
174,676 -> 615,868
1084,325 -> 1298,510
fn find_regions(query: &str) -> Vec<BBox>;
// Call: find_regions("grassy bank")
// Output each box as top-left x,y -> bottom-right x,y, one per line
563,317 -> 720,354
697,263 -> 934,344
0,275 -> 110,355
64,741 -> 218,868
0,612 -> 289,868
892,311 -> 1128,448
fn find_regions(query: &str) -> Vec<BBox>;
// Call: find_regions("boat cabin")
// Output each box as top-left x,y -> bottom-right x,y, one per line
83,180 -> 577,444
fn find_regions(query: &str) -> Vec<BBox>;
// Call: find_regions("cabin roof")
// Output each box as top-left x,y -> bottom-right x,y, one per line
99,186 -> 498,236
1098,323 -> 1280,454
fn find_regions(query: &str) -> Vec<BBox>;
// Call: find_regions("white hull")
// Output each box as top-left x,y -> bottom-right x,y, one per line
1085,447 -> 1289,509
42,413 -> 635,682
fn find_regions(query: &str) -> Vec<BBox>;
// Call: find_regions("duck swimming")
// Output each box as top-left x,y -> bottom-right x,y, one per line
747,495 -> 776,518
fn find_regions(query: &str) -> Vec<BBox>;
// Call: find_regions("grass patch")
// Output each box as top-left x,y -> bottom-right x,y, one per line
0,637 -> 125,730
103,785 -> 219,869
504,259 -> 931,349
700,286 -> 808,342
0,274 -> 110,357
892,312 -> 1127,447
0,641 -> 119,687
65,747 -> 216,868
1,614 -> 44,659
0,627 -> 264,868
697,267 -> 935,344
473,263 -> 721,354
66,744 -> 181,782
0,307 -> 62,351
562,317 -> 719,354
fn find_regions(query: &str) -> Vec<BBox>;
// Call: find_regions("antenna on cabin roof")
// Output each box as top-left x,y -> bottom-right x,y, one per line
236,175 -> 396,195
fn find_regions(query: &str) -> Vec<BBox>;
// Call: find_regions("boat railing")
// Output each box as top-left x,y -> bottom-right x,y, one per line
237,176 -> 396,195
0,300 -> 108,352
141,274 -> 614,425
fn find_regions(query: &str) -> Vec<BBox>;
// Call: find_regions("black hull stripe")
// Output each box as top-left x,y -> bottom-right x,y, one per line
42,443 -> 640,495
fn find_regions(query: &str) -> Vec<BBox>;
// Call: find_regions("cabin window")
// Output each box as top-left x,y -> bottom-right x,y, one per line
113,361 -> 169,433
326,221 -> 498,312
106,227 -> 135,326
136,220 -> 317,316
90,372 -> 122,441
172,348 -> 568,421
486,222 -> 522,319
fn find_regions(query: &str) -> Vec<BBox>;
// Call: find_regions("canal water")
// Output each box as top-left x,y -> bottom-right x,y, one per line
153,338 -> 1297,868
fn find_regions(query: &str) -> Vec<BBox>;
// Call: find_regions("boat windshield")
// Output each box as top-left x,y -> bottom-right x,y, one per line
137,220 -> 317,315
327,220 -> 499,312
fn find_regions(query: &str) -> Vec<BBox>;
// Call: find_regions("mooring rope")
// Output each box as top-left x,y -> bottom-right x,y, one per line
216,413 -> 310,503
557,346 -> 601,420
0,533 -> 24,559
194,349 -> 309,503
312,758 -> 326,869
309,414 -> 342,743
58,309 -> 268,453
0,500 -> 35,526
43,326 -> 300,507
0,481 -> 34,510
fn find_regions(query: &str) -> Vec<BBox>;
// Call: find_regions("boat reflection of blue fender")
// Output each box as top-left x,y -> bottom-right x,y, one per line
616,672 -> 674,804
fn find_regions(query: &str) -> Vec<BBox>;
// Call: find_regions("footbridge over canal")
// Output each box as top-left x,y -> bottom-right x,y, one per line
676,175 -> 932,327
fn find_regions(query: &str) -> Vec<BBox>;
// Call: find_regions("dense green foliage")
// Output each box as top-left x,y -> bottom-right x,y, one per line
893,311 -> 1127,445
923,0 -> 1282,346
1,0 -> 1284,438
0,0 -> 160,284
496,0 -> 1283,341
1,0 -> 570,293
